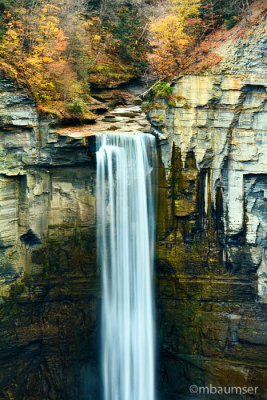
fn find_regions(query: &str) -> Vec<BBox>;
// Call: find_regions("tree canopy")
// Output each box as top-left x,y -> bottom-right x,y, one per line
0,0 -> 254,116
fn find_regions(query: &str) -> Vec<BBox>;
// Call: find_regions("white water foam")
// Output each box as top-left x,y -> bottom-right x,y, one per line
96,133 -> 157,400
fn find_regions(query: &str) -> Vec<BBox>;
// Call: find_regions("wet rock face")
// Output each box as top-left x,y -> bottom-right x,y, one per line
150,27 -> 267,400
0,73 -> 100,399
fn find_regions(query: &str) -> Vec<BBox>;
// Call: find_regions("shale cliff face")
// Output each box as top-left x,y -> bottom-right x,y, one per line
149,9 -> 267,400
0,72 -> 100,400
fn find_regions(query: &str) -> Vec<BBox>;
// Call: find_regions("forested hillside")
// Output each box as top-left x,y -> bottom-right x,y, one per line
0,0 -> 255,118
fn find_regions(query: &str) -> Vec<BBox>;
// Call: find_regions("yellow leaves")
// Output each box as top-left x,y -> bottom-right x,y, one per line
149,12 -> 189,77
6,28 -> 18,41
0,21 -> 21,62
42,56 -> 53,63
25,57 -> 41,67
3,11 -> 12,18
171,0 -> 201,20
151,14 -> 184,40
41,4 -> 60,14
149,0 -> 202,78
87,16 -> 101,28
0,0 -> 149,107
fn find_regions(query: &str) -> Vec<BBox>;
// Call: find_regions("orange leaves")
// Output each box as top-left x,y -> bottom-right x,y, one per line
187,18 -> 202,26
53,31 -> 68,52
186,52 -> 223,74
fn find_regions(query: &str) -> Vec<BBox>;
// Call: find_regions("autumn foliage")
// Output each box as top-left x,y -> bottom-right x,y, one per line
0,0 -> 149,117
148,0 -> 202,78
0,0 -> 256,113
0,4 -> 73,102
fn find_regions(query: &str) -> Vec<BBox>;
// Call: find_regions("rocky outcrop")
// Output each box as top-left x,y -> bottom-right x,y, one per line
149,7 -> 267,399
0,72 -> 100,399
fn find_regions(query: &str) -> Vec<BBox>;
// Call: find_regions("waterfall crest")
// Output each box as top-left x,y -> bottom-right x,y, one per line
96,133 -> 157,400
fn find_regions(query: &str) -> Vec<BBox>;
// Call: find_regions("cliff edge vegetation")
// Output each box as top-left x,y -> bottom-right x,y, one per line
0,0 -> 150,120
0,0 -> 257,120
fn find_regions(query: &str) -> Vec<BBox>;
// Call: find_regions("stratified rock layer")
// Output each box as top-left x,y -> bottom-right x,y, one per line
149,9 -> 267,400
0,72 -> 100,400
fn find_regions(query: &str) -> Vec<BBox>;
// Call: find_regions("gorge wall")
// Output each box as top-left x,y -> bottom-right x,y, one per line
0,6 -> 266,399
0,72 -> 100,400
148,10 -> 267,399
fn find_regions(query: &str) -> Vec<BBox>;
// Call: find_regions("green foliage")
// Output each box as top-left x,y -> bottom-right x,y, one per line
167,100 -> 176,108
152,82 -> 174,98
225,17 -> 238,30
112,7 -> 145,61
68,98 -> 86,114
141,101 -> 153,112
142,82 -> 175,113
157,114 -> 164,122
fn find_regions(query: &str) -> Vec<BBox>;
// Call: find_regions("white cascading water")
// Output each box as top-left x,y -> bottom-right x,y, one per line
96,133 -> 157,400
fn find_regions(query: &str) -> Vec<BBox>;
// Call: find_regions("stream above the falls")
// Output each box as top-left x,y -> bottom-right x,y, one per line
57,103 -> 153,139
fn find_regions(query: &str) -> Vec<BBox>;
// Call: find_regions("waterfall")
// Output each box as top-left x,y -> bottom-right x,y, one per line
96,133 -> 157,400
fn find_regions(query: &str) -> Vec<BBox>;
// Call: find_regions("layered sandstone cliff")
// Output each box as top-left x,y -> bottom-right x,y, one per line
0,72 -> 100,400
148,6 -> 267,399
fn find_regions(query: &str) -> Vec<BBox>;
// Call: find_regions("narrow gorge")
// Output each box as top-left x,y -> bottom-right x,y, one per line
0,2 -> 266,399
